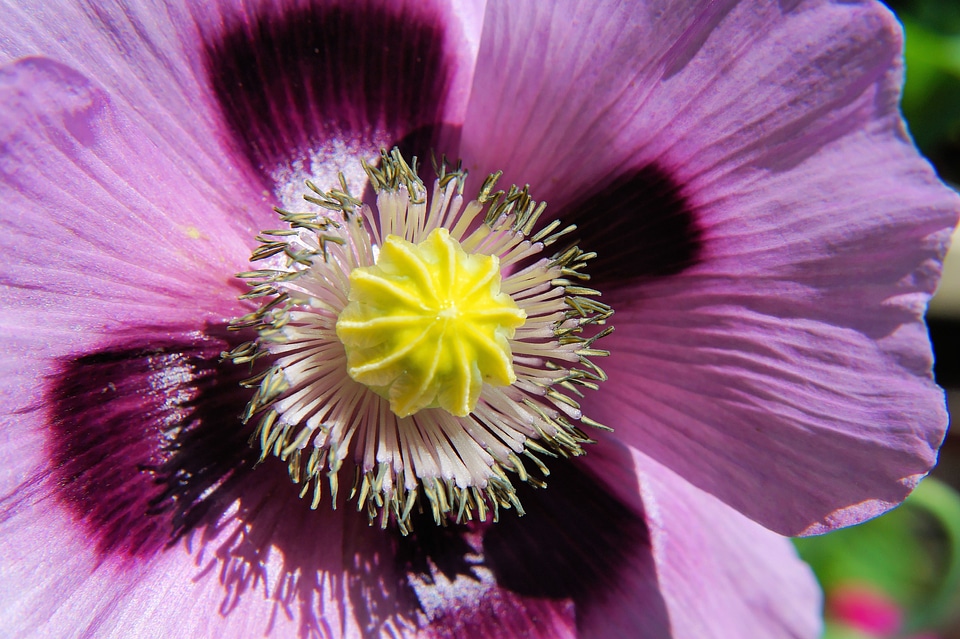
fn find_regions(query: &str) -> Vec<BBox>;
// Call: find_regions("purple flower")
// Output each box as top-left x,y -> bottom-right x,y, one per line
0,0 -> 956,637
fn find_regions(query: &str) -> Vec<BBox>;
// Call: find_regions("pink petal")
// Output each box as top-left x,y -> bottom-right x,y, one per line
0,328 -> 316,636
4,325 -> 577,638
0,57 -> 257,328
2,328 -> 813,637
591,154 -> 952,536
460,0 -> 958,534
0,1 -> 267,211
0,466 -> 371,638
459,0 -> 735,204
474,446 -> 669,638
1,1 -> 483,194
586,6 -> 956,533
620,446 -> 823,638
3,330 -> 392,637
829,584 -> 904,635
2,325 -> 577,638
40,332 -> 252,557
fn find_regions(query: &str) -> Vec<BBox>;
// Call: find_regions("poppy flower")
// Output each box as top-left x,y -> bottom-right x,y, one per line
0,0 -> 955,637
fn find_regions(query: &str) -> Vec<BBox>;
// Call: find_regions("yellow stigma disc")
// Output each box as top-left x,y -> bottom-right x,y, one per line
336,228 -> 526,417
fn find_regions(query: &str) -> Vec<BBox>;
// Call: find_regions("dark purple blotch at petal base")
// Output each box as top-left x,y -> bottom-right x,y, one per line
44,329 -> 664,635
560,164 -> 704,288
204,1 -> 458,185
41,328 -> 428,632
45,326 -> 256,558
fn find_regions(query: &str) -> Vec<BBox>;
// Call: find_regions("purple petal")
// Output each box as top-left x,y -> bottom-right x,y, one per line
481,447 -> 671,638
1,0 -> 482,200
592,154 -> 953,535
461,0 -> 958,533
0,469 -> 377,638
583,4 -> 957,534
0,330 -> 326,637
558,163 -> 705,285
458,0 -> 732,207
8,326 -> 616,638
460,0 -> 713,284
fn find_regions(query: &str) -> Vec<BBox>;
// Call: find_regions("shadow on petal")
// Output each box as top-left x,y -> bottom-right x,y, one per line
483,453 -> 653,599
482,449 -> 671,636
388,446 -> 669,638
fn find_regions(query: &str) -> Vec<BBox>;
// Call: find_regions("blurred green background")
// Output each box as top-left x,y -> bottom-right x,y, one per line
891,0 -> 960,185
793,2 -> 960,637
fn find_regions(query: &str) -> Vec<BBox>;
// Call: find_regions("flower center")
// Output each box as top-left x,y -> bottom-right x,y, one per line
227,148 -> 614,534
336,228 -> 526,418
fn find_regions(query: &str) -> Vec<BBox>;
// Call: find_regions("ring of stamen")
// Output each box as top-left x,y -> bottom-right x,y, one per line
227,148 -> 613,534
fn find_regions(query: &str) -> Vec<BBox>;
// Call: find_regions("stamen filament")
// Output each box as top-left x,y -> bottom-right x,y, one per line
228,147 -> 613,533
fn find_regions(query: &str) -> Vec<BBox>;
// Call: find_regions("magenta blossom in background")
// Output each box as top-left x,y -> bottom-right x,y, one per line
0,0 -> 957,637
828,584 -> 943,639
829,585 -> 904,636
